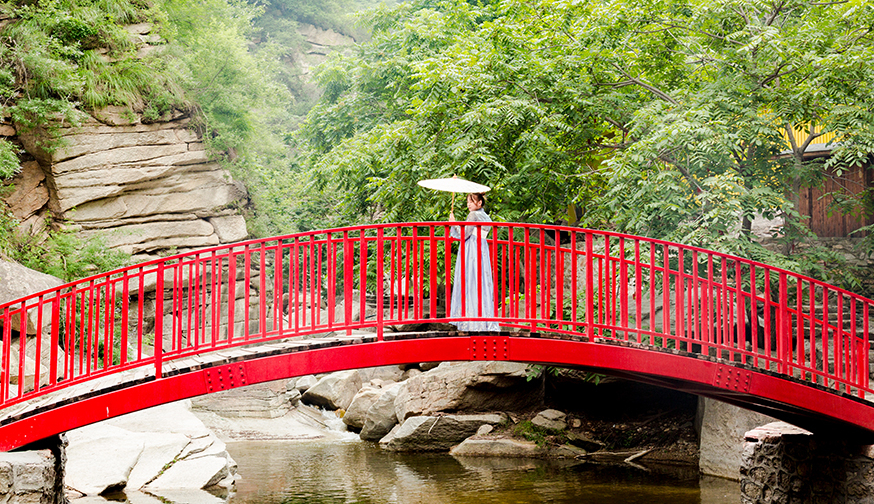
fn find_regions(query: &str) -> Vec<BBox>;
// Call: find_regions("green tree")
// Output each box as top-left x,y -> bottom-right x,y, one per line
295,0 -> 874,288
296,0 -> 610,226
577,0 -> 874,259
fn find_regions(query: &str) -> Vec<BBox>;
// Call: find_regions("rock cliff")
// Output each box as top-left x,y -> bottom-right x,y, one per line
9,110 -> 249,262
1,20 -> 355,263
1,20 -> 250,262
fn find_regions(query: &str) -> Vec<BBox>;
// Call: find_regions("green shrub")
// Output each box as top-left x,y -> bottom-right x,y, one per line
0,209 -> 129,281
0,139 -> 20,179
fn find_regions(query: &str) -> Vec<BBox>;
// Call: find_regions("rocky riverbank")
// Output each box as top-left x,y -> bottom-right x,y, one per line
64,401 -> 238,502
192,361 -> 701,470
54,357 -> 779,503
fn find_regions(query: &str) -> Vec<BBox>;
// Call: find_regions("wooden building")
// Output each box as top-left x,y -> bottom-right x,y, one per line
785,128 -> 874,238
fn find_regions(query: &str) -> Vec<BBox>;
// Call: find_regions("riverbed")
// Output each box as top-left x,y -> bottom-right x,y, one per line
225,438 -> 741,504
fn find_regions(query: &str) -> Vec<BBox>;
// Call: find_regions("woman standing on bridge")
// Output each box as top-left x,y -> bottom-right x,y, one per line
449,193 -> 499,332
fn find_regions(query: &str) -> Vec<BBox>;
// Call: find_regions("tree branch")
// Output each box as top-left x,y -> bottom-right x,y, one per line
758,62 -> 800,89
764,0 -> 788,27
655,21 -> 744,45
784,121 -> 826,155
659,152 -> 705,193
595,63 -> 679,104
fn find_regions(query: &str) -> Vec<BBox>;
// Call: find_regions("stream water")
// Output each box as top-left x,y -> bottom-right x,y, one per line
224,438 -> 741,504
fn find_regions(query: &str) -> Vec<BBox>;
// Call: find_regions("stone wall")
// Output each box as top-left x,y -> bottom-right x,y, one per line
760,237 -> 874,293
741,422 -> 874,503
698,397 -> 779,480
0,435 -> 65,504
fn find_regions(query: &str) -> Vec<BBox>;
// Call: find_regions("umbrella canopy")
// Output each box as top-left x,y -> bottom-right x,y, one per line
417,177 -> 490,194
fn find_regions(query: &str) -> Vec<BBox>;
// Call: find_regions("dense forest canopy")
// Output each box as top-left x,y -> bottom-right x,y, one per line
1,0 -> 873,291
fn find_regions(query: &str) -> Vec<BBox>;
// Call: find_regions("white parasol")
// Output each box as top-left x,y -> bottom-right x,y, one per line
418,177 -> 491,217
417,177 -> 490,194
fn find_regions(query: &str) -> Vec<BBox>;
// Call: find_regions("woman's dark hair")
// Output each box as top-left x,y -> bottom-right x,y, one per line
470,192 -> 486,207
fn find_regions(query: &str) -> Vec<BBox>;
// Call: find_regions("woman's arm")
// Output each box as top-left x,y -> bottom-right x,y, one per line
451,212 -> 487,240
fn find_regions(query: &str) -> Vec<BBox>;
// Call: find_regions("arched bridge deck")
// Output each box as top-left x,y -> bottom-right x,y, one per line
1,223 -> 872,450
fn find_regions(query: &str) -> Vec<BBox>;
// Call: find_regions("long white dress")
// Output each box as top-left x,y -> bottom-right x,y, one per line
449,209 -> 499,332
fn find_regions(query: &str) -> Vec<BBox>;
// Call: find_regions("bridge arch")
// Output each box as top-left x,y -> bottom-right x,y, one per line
0,223 -> 872,450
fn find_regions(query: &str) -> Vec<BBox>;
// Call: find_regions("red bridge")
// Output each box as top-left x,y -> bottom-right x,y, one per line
1,223 -> 872,450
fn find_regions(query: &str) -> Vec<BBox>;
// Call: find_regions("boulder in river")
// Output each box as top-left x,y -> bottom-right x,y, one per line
360,383 -> 402,441
394,361 -> 541,421
343,386 -> 384,430
292,375 -> 318,393
64,401 -> 236,496
302,370 -> 362,410
450,438 -> 546,458
379,413 -> 507,452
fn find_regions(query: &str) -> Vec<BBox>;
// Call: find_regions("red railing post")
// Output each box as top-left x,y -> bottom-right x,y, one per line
837,294 -> 845,391
477,226 -> 484,319
50,294 -> 60,385
863,303 -> 870,396
376,228 -> 384,341
1,306 -> 10,404
569,231 -> 577,327
444,225 -> 452,321
228,250 -> 236,343
244,244 -> 252,339
327,233 -> 336,329
359,231 -> 368,327
429,225 -> 437,321
586,232 -> 594,341
344,231 -> 353,334
259,245 -> 267,339
619,238 -> 627,340
778,272 -> 788,375
491,224 -> 499,329
34,297 -> 43,391
155,263 -> 164,379
17,302 -> 26,397
459,223 -> 467,327
412,227 -> 421,321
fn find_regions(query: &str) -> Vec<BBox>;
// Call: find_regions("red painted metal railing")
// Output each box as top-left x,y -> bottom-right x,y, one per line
1,223 -> 872,411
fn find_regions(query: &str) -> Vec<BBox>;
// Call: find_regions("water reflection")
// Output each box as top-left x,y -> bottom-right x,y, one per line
226,440 -> 740,504
71,439 -> 739,503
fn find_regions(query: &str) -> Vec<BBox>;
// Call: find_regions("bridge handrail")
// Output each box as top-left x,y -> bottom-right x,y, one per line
3,222 -> 871,306
1,223 -> 871,410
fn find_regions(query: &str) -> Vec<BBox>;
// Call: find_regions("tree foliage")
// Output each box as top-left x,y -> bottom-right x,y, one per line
296,0 -> 609,225
294,0 -> 874,287
579,0 -> 874,254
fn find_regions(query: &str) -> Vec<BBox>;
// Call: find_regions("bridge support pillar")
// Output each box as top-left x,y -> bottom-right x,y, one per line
741,422 -> 874,503
0,434 -> 66,504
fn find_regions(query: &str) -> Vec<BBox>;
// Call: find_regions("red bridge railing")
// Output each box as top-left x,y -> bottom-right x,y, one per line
1,223 -> 872,411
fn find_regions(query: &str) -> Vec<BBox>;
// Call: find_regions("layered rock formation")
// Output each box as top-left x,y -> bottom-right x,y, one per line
13,110 -> 249,261
0,20 -> 253,262
0,20 -> 360,264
